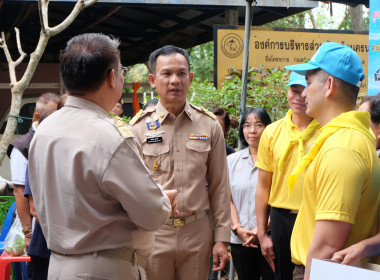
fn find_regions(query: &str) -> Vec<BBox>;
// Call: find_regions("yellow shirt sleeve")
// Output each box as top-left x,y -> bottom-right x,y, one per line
256,126 -> 273,172
315,147 -> 367,224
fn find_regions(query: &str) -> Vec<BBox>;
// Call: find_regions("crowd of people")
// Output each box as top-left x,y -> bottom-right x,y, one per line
5,32 -> 380,280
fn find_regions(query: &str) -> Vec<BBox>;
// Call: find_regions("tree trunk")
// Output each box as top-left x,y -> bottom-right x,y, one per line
307,10 -> 317,29
0,0 -> 98,165
0,91 -> 22,163
350,5 -> 363,32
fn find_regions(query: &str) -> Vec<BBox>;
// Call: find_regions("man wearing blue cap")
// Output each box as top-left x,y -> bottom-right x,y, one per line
255,72 -> 320,280
286,42 -> 380,280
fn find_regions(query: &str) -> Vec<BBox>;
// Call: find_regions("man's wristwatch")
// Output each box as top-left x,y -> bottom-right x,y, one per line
231,223 -> 241,235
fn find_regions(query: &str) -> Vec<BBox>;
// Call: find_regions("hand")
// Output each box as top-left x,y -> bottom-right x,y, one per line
332,242 -> 366,265
163,190 -> 179,216
212,242 -> 229,271
243,228 -> 259,248
236,227 -> 251,243
258,233 -> 276,272
25,236 -> 31,251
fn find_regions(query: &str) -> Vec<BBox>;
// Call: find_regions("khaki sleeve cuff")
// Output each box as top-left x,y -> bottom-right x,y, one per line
214,228 -> 231,243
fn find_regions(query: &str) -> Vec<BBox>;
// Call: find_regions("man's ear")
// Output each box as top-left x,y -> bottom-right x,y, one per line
325,76 -> 336,98
33,112 -> 41,123
189,72 -> 194,85
106,69 -> 116,88
148,74 -> 156,88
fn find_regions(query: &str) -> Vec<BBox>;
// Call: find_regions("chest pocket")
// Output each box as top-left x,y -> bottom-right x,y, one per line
185,141 -> 211,172
142,144 -> 170,176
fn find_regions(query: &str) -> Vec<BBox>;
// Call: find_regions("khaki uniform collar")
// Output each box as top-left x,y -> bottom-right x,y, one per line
156,100 -> 194,122
65,96 -> 110,118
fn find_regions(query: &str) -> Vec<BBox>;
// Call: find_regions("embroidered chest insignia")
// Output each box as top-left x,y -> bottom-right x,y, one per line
146,116 -> 160,131
188,134 -> 208,140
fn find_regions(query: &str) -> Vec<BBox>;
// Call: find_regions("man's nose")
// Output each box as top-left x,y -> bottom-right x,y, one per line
170,74 -> 180,84
301,88 -> 307,98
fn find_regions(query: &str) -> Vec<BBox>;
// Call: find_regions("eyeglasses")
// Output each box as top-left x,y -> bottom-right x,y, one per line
243,123 -> 264,130
120,66 -> 128,79
108,66 -> 128,79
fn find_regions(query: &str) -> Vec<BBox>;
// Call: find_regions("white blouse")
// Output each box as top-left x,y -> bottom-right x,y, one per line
227,147 -> 258,244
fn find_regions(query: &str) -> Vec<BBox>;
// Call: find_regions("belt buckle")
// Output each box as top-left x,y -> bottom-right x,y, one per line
173,218 -> 185,227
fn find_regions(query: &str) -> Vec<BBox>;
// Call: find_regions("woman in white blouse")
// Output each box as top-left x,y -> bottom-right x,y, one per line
228,107 -> 273,280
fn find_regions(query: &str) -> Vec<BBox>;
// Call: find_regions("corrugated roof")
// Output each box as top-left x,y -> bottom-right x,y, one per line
0,1 -> 317,66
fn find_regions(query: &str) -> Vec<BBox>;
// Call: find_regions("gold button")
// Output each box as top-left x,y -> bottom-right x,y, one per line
187,110 -> 191,116
160,113 -> 164,118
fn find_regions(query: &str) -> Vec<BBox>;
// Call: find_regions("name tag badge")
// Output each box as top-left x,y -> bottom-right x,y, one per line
147,137 -> 163,144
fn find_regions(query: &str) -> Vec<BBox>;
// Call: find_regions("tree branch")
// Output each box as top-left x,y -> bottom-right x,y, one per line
14,28 -> 27,66
0,32 -> 17,86
38,0 -> 49,34
307,10 -> 318,29
49,0 -> 98,36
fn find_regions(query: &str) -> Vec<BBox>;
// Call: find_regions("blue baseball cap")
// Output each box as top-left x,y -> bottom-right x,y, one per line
287,71 -> 307,88
285,42 -> 365,88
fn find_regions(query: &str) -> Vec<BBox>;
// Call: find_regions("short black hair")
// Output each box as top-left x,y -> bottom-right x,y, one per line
144,98 -> 159,110
210,108 -> 231,130
239,107 -> 272,147
149,45 -> 190,75
370,93 -> 380,124
60,33 -> 120,93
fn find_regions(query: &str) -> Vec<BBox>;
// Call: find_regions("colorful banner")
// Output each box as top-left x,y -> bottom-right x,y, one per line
369,0 -> 380,96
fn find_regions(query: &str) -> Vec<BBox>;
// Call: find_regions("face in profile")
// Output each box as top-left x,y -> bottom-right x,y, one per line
111,103 -> 123,116
148,53 -> 193,107
303,71 -> 327,119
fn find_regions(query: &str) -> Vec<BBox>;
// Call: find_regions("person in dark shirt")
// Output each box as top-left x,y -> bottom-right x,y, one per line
210,108 -> 235,155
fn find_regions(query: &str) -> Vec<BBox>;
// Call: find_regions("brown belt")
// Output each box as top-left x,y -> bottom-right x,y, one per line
165,210 -> 207,227
97,248 -> 147,269
55,248 -> 147,269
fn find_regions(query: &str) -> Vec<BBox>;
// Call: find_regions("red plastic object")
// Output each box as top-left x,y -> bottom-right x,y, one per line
0,252 -> 30,280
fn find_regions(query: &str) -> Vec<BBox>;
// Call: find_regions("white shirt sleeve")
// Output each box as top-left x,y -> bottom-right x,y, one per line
10,148 -> 28,185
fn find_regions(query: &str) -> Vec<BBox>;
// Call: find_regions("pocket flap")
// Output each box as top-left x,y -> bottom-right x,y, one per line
142,144 -> 169,156
185,141 -> 211,153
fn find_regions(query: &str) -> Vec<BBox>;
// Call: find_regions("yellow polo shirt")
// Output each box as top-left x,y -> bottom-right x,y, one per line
256,110 -> 320,210
291,111 -> 380,265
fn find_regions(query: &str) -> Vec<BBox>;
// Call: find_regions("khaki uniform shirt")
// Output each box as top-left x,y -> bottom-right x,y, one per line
131,101 -> 230,242
29,96 -> 171,257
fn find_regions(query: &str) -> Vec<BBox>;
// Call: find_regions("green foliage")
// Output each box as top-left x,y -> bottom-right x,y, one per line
125,64 -> 149,84
187,42 -> 214,82
189,66 -> 290,148
109,113 -> 132,124
264,12 -> 308,28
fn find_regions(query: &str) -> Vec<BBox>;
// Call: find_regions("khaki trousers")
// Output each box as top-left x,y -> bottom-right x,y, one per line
147,215 -> 213,280
48,251 -> 146,280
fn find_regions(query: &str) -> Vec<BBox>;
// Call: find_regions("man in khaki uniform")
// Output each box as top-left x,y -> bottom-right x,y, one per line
131,45 -> 230,280
28,33 -> 177,280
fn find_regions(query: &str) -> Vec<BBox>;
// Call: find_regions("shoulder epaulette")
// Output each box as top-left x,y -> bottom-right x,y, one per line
189,103 -> 216,119
129,109 -> 145,126
114,116 -> 133,138
189,103 -> 201,111
201,107 -> 216,120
